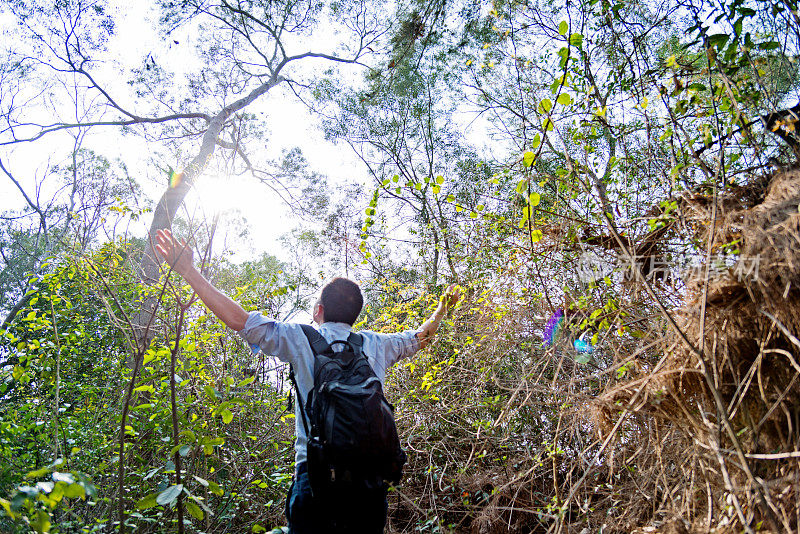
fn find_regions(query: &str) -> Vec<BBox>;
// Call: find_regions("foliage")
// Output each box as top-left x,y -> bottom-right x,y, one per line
2,0 -> 800,532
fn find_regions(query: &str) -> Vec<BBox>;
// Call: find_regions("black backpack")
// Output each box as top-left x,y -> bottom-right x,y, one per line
289,324 -> 407,497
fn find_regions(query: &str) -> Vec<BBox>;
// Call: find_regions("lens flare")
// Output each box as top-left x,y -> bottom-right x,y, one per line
543,308 -> 594,353
543,309 -> 564,347
169,170 -> 184,189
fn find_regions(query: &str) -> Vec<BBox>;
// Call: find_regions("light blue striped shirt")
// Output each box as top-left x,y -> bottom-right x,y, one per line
238,311 -> 421,465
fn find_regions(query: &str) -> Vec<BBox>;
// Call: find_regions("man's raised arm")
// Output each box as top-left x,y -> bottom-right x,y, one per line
154,229 -> 249,332
416,285 -> 460,350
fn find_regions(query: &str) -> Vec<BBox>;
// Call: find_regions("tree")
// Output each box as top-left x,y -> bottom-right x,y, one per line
0,0 -> 391,354
1,142 -> 145,327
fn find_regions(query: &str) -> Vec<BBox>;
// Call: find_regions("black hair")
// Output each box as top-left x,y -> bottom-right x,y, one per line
319,277 -> 363,325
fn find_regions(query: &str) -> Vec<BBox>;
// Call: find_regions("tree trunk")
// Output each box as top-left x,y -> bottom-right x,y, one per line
131,74 -> 284,361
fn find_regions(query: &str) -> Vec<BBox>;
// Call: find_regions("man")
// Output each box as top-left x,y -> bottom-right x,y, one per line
154,228 -> 459,533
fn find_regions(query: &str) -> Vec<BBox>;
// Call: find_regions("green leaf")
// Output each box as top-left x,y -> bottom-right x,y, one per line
531,134 -> 541,149
185,500 -> 204,520
528,192 -> 541,207
538,98 -> 552,113
758,41 -> 780,50
221,408 -> 233,424
706,33 -> 729,48
31,509 -> 51,533
208,480 -> 224,496
236,376 -> 256,387
523,152 -> 536,168
0,497 -> 18,519
26,466 -> 51,479
556,93 -> 572,106
436,175 -> 444,185
558,20 -> 568,35
49,483 -> 64,502
157,484 -> 183,506
201,436 -> 225,455
575,353 -> 592,364
63,483 -> 85,499
136,492 -> 159,510
569,33 -> 583,47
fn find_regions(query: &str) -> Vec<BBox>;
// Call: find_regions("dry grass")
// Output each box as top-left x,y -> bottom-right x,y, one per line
383,168 -> 800,533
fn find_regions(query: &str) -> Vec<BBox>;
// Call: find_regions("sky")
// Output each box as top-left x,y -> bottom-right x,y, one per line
0,0 -> 372,265
0,0 -> 498,277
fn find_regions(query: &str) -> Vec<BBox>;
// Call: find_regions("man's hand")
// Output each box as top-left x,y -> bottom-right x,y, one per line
417,284 -> 461,350
440,284 -> 461,311
155,229 -> 194,277
153,228 -> 248,331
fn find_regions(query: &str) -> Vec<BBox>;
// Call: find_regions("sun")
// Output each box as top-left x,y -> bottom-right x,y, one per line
191,174 -> 241,215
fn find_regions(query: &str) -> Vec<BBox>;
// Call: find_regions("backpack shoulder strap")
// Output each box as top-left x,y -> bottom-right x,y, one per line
347,332 -> 364,357
300,324 -> 329,355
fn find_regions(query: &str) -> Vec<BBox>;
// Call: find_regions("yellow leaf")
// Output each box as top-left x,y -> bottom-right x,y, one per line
208,480 -> 224,496
0,498 -> 18,519
185,500 -> 204,520
221,408 -> 233,424
523,152 -> 536,167
531,229 -> 543,243
32,510 -> 51,533
556,93 -> 572,106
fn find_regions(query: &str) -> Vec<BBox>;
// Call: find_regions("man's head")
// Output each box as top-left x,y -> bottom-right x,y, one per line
312,277 -> 363,325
